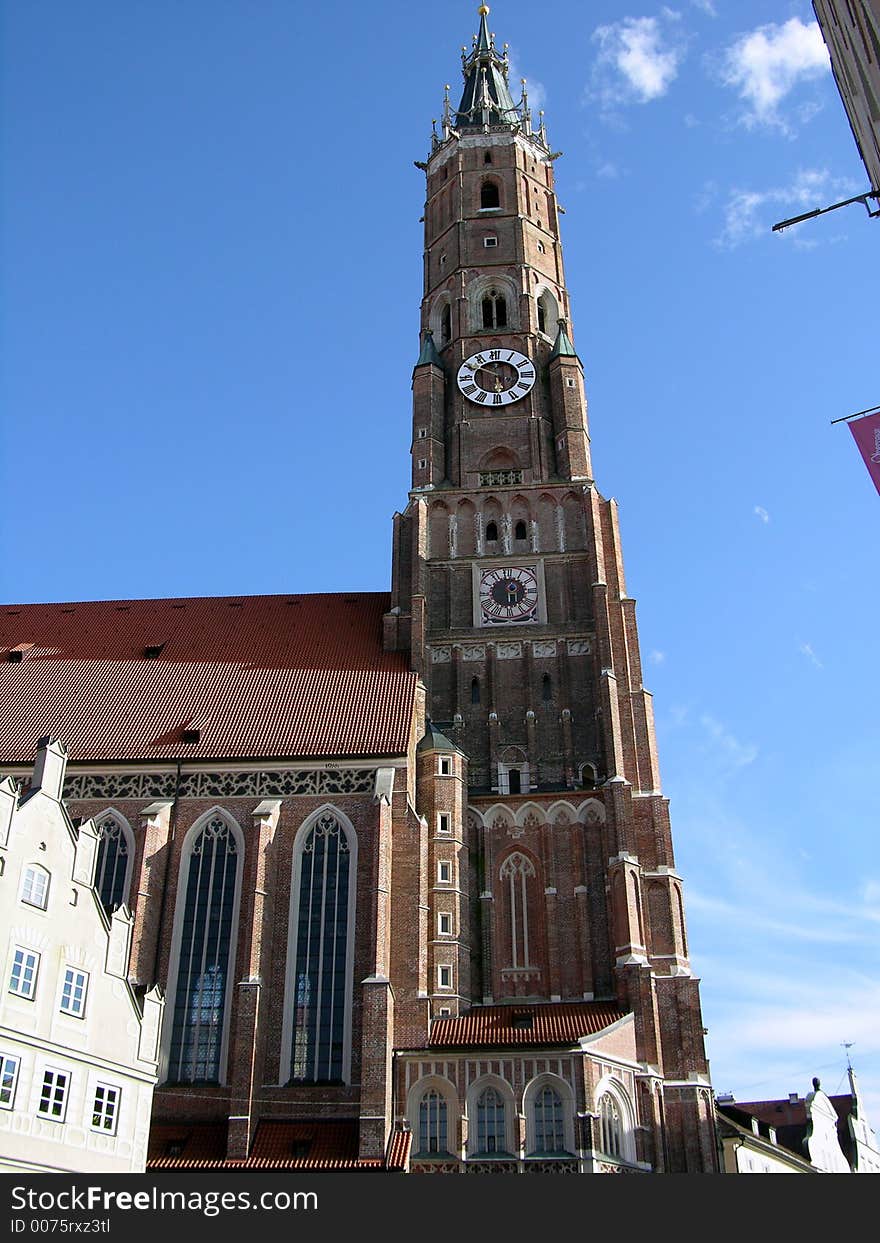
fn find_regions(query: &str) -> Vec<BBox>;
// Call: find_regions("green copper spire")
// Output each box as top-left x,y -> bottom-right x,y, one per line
455,4 -> 519,129
550,318 -> 579,361
415,329 -> 443,369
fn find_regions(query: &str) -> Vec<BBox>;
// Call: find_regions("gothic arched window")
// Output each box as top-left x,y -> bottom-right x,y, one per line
480,179 -> 500,209
599,1093 -> 623,1158
418,1089 -> 449,1155
288,811 -> 354,1084
499,852 -> 535,968
485,521 -> 498,543
94,815 -> 132,912
167,815 -> 241,1084
542,673 -> 552,701
514,519 -> 528,541
481,290 -> 507,329
476,1086 -> 507,1154
534,1085 -> 566,1153
471,676 -> 481,704
440,303 -> 451,345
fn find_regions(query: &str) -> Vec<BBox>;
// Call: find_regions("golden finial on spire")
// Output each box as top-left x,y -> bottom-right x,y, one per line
478,5 -> 490,15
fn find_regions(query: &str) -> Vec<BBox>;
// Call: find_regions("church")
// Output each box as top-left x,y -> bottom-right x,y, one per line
0,5 -> 718,1174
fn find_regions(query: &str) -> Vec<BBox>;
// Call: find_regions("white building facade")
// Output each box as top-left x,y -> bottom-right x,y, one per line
0,739 -> 162,1173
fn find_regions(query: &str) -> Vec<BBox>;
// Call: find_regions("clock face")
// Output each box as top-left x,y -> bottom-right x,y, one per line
456,349 -> 535,407
479,566 -> 540,624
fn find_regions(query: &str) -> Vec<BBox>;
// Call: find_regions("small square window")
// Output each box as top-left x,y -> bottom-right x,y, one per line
439,253 -> 447,267
439,912 -> 452,935
537,241 -> 545,254
439,1007 -> 451,1017
438,812 -> 451,834
38,1069 -> 69,1121
438,965 -> 452,989
91,1083 -> 120,1134
483,236 -> 498,248
566,378 -> 575,388
438,861 -> 452,883
9,948 -> 39,1000
418,458 -> 427,470
21,865 -> 49,910
60,967 -> 88,1018
439,757 -> 452,776
0,1054 -> 20,1110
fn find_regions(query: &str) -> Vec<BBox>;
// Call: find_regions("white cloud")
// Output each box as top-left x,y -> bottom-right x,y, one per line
713,168 -> 859,249
596,160 -> 621,179
719,17 -> 829,131
753,505 -> 770,524
691,0 -> 717,15
699,713 -> 758,770
591,15 -> 685,108
798,640 -> 824,669
648,649 -> 666,665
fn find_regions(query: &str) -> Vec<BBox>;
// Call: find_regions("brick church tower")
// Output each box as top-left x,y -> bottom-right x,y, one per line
384,5 -> 718,1172
0,4 -> 717,1176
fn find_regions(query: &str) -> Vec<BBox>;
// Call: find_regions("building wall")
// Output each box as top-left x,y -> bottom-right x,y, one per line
814,0 -> 880,189
0,748 -> 161,1173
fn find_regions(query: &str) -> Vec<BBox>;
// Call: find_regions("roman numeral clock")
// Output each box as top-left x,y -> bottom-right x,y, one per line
456,349 -> 535,406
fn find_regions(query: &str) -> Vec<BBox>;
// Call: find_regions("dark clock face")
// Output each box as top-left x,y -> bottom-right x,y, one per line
479,566 -> 539,624
456,349 -> 535,407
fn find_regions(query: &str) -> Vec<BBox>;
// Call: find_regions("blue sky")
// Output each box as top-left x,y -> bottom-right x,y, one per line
2,1 -> 879,1127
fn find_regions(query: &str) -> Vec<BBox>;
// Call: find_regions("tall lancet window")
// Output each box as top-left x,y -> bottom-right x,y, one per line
167,815 -> 240,1084
94,815 -> 132,912
290,811 -> 353,1083
500,852 -> 535,968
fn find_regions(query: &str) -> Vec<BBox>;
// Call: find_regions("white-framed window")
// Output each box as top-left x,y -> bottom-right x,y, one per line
418,427 -> 427,438
9,947 -> 40,999
0,1053 -> 21,1109
91,1083 -> 120,1134
439,252 -> 447,268
438,965 -> 452,989
439,756 -> 452,776
418,458 -> 427,470
595,1081 -> 637,1164
537,240 -> 545,254
438,912 -> 452,936
438,860 -> 452,884
438,1006 -> 451,1017
20,864 -> 50,910
94,811 -> 135,912
418,1088 -> 449,1155
38,1069 -> 70,1121
437,812 -> 451,834
60,967 -> 89,1018
524,1074 -> 576,1156
483,236 -> 498,248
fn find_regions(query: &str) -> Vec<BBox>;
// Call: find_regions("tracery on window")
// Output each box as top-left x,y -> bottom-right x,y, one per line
95,815 -> 130,912
168,816 -> 239,1084
290,812 -> 352,1084
499,852 -> 535,969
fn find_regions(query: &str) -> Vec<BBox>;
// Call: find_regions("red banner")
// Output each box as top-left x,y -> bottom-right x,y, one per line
849,411 -> 880,496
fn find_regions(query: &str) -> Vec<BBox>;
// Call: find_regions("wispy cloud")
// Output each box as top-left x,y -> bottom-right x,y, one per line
649,649 -> 666,665
699,713 -> 758,770
691,0 -> 717,15
797,640 -> 824,669
753,505 -> 770,524
590,14 -> 686,111
713,168 -> 858,249
719,17 -> 830,132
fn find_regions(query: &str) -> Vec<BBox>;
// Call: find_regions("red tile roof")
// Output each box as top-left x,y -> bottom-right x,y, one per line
147,1119 -> 399,1171
0,593 -> 416,763
427,1002 -> 625,1048
385,1127 -> 412,1171
148,1121 -> 227,1165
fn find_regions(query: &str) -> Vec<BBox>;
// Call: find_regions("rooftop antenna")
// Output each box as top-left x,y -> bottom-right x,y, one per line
842,1041 -> 855,1070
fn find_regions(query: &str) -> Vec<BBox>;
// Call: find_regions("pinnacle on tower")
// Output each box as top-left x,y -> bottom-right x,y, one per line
455,4 -> 519,130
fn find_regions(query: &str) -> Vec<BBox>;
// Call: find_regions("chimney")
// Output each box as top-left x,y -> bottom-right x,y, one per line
31,737 -> 69,800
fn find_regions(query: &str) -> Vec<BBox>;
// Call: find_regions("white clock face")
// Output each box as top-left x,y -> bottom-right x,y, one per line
456,349 -> 535,407
479,566 -> 540,624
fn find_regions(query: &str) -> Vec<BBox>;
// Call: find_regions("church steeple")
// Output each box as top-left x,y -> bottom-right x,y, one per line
455,5 -> 518,130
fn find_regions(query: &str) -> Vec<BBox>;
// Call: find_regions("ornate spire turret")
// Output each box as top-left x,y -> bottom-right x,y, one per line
444,4 -> 539,142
